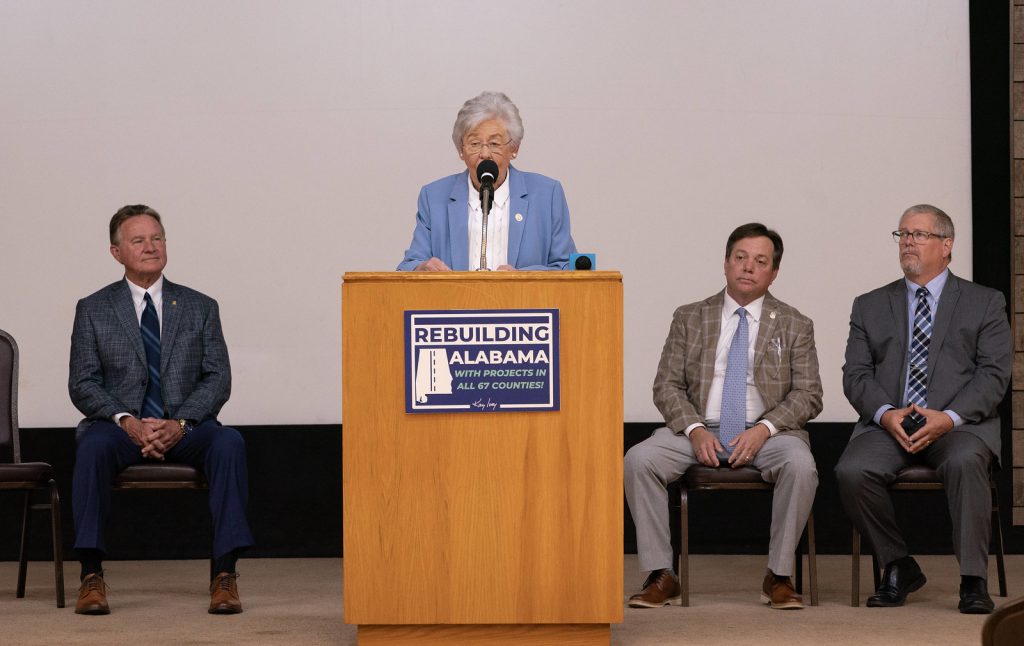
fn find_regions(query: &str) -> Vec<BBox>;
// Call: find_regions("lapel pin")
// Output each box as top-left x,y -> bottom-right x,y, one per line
172,300 -> 177,306
514,213 -> 523,222
770,311 -> 776,320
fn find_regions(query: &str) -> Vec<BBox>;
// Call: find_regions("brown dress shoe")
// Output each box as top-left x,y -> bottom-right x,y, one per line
628,569 -> 682,608
209,572 -> 243,614
760,570 -> 804,610
75,572 -> 110,615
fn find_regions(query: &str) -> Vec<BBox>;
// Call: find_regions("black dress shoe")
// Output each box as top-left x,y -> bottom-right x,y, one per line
866,557 -> 927,607
958,576 -> 994,614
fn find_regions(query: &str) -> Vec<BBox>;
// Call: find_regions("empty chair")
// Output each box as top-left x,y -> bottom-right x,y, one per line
0,329 -> 64,607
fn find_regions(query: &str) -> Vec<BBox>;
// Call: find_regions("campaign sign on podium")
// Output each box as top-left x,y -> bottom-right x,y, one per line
404,308 -> 559,413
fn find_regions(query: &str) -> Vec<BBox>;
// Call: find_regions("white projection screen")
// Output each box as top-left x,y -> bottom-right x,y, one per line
0,1 -> 972,427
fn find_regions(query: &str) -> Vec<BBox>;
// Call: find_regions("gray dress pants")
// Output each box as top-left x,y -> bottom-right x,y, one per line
834,428 -> 992,578
624,427 -> 817,577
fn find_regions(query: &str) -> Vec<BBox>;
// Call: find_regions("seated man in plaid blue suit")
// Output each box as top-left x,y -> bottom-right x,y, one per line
69,205 -> 253,615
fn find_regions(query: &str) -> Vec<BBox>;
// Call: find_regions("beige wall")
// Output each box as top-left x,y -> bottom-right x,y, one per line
0,1 -> 972,426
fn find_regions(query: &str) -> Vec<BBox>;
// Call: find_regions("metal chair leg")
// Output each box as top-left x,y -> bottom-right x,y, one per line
851,528 -> 860,607
679,487 -> 689,607
49,480 -> 65,608
795,536 -> 803,595
17,491 -> 31,598
807,511 -> 818,606
991,484 -> 1007,597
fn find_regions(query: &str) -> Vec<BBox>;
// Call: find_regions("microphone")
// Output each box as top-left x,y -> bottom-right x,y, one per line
476,160 -> 498,217
569,253 -> 596,270
476,160 -> 499,270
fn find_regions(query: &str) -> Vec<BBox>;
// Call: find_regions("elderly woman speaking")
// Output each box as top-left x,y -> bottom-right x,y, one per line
397,91 -> 577,271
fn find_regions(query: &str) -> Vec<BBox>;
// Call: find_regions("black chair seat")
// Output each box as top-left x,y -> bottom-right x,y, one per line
890,464 -> 945,485
0,462 -> 54,487
685,465 -> 765,487
116,463 -> 207,488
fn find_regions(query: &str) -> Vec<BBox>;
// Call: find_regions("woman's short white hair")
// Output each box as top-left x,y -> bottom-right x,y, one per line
451,91 -> 525,150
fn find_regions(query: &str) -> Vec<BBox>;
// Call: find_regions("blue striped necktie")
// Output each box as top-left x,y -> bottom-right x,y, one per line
906,287 -> 931,422
719,307 -> 748,452
141,292 -> 163,418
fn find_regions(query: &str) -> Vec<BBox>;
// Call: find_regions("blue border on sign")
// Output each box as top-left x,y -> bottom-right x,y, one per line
404,309 -> 560,413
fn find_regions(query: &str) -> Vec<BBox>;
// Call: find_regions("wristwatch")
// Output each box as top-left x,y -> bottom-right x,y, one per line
177,419 -> 194,436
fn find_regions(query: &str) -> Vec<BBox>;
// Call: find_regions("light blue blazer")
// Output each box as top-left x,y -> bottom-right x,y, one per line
397,166 -> 577,271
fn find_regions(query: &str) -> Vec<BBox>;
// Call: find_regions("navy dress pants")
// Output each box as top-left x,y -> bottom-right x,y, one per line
72,419 -> 255,559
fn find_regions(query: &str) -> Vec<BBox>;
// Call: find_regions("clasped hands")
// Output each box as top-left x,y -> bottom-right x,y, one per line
689,424 -> 771,468
119,416 -> 184,460
880,403 -> 954,454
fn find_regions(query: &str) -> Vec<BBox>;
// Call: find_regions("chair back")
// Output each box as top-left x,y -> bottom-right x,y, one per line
982,595 -> 1024,646
0,329 -> 20,462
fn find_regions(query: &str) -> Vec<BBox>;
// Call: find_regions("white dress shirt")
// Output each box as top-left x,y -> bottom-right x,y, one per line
467,174 -> 510,270
125,275 -> 164,330
115,275 -> 164,423
684,292 -> 779,437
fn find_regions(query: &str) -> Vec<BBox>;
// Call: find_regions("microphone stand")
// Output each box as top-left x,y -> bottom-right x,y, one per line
477,183 -> 493,270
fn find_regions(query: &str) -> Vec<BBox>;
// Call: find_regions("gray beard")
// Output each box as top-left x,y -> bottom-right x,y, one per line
901,257 -> 921,276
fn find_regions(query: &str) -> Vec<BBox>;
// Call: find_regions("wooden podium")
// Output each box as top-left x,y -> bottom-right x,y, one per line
342,271 -> 623,645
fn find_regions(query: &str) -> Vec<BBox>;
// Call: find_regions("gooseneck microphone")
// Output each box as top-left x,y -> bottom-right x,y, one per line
476,160 -> 499,270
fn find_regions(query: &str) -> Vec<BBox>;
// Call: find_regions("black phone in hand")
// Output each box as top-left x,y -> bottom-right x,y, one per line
900,415 -> 924,433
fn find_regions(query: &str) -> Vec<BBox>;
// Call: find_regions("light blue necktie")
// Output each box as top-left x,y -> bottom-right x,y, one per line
140,292 -> 163,418
719,307 -> 748,452
905,287 -> 931,422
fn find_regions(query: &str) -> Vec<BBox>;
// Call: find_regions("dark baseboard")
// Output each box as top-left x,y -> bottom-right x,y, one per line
2,422 -> 1021,563
0,425 -> 342,561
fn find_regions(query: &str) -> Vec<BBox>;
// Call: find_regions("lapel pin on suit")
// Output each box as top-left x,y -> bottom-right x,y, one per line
770,311 -> 776,319
514,213 -> 523,222
172,300 -> 177,306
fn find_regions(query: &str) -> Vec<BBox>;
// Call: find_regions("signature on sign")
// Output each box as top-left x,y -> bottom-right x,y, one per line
471,398 -> 499,411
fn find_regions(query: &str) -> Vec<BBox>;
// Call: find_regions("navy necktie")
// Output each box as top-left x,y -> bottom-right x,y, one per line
141,292 -> 163,418
906,287 -> 932,422
719,307 -> 748,452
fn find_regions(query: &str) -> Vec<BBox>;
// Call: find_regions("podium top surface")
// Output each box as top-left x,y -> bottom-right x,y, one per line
343,270 -> 622,284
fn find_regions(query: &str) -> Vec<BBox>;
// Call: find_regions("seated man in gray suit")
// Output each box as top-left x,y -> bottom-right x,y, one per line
836,204 -> 1011,614
69,205 -> 254,615
625,223 -> 823,609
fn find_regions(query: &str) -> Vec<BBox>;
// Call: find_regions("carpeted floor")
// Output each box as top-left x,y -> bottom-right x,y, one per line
1,554 -> 1018,645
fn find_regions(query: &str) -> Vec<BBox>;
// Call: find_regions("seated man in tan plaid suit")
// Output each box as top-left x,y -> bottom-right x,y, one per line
624,222 -> 823,610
